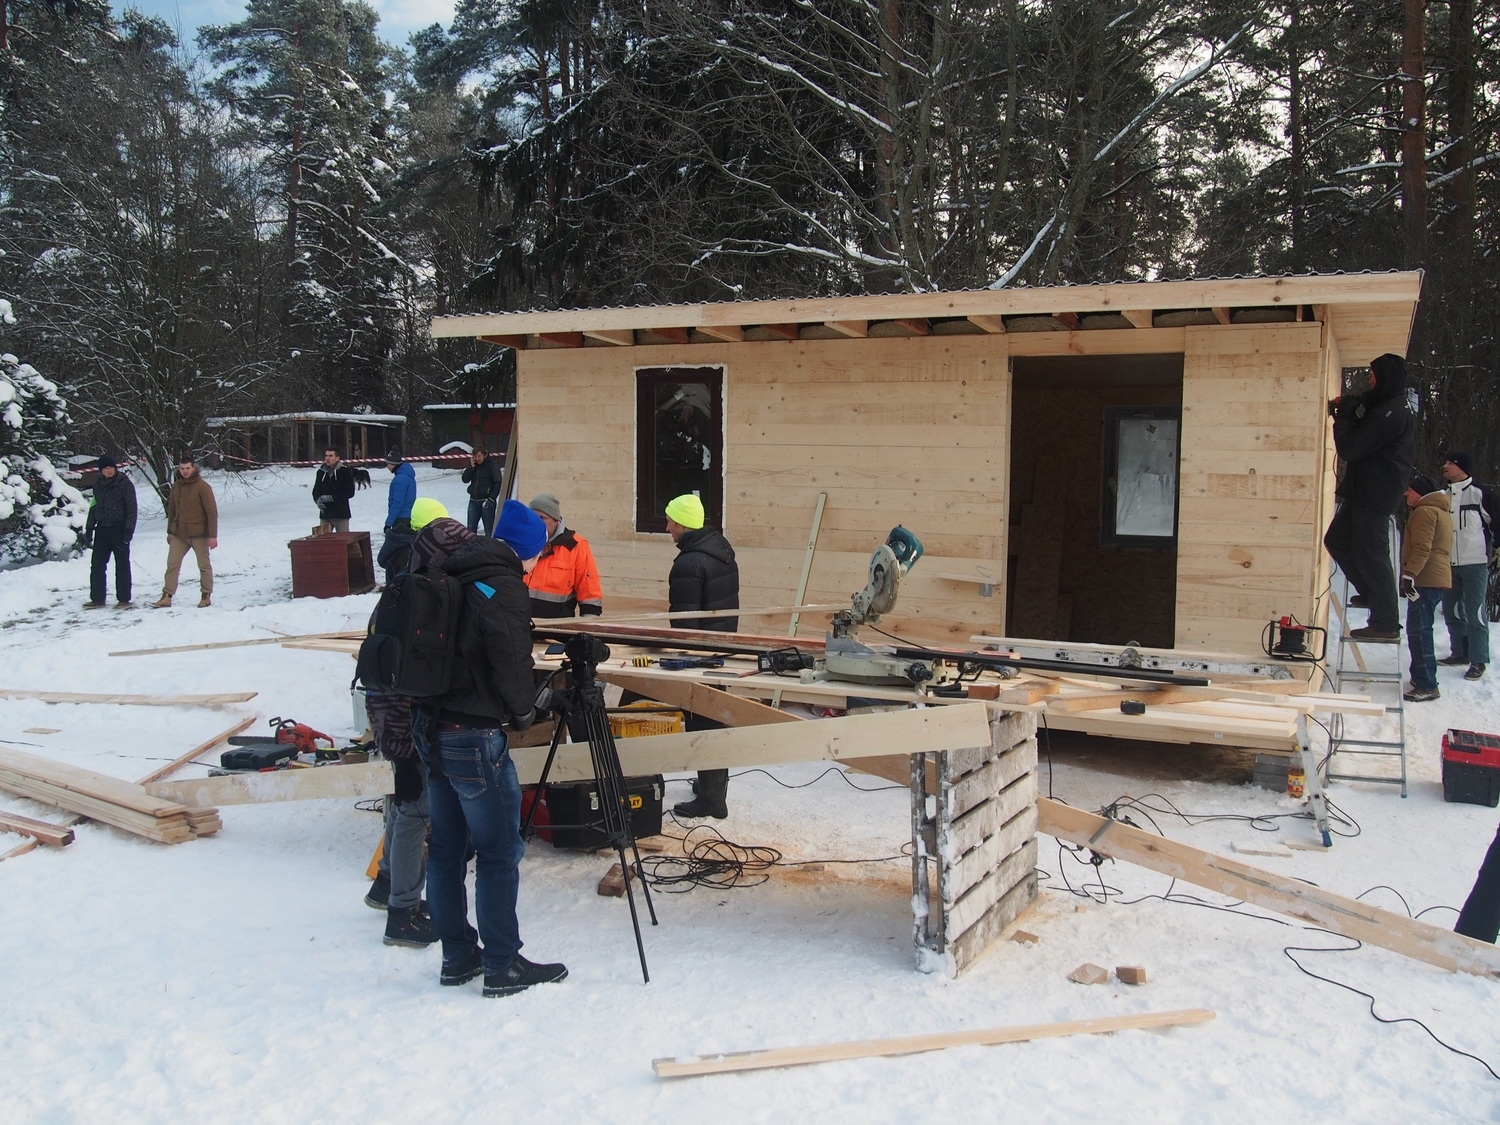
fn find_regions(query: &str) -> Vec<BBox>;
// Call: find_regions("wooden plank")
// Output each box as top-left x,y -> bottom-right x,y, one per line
108,633 -> 358,658
0,746 -> 200,817
966,315 -> 1004,334
0,689 -> 258,706
1037,798 -> 1500,978
538,331 -> 583,348
582,328 -> 635,346
0,769 -> 193,842
826,320 -> 868,338
697,324 -> 744,343
1121,309 -> 1154,329
651,1007 -> 1216,1078
147,761 -> 395,807
599,671 -> 800,730
0,810 -> 75,846
135,717 -> 258,784
946,803 -> 1037,908
1050,688 -> 1228,713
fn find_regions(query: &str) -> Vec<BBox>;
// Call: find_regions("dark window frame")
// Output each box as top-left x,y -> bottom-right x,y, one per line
635,366 -> 725,534
1100,405 -> 1180,549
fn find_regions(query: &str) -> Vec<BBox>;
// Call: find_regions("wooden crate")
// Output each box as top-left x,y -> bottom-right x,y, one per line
289,531 -> 376,598
912,708 -> 1038,976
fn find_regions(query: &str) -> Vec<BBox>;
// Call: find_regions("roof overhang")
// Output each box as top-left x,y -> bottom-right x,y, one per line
430,271 -> 1422,368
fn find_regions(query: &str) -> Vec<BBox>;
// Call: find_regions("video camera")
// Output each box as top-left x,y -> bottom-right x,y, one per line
1327,393 -> 1366,420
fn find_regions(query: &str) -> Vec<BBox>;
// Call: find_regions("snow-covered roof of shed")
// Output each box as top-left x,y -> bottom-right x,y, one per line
430,270 -> 1422,368
205,412 -> 407,426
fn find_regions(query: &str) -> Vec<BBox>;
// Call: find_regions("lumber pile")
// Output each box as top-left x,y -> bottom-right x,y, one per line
0,745 -> 221,844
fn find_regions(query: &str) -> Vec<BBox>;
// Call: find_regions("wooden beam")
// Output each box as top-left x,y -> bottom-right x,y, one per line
643,326 -> 689,344
1037,798 -> 1500,978
825,320 -> 868,338
891,317 -> 931,336
1051,311 -> 1081,330
1050,688 -> 1227,713
479,334 -> 526,349
109,633 -> 360,658
966,314 -> 1005,334
582,328 -> 635,346
1213,307 -> 1233,325
538,331 -> 584,348
600,671 -> 799,729
0,810 -> 74,846
135,717 -> 258,785
697,324 -> 745,343
653,1008 -> 1215,1078
761,323 -> 801,341
0,689 -> 257,706
148,760 -> 395,807
1121,309 -> 1154,329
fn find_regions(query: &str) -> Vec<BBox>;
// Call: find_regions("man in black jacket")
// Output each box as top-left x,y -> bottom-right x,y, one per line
663,493 -> 740,820
461,447 -> 501,536
83,454 -> 137,609
407,503 -> 567,998
312,447 -> 356,532
1323,353 -> 1418,642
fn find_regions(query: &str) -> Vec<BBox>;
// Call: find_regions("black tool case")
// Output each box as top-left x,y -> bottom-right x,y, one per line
543,776 -> 664,849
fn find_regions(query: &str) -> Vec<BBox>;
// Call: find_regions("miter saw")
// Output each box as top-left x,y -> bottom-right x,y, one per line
809,526 -> 961,688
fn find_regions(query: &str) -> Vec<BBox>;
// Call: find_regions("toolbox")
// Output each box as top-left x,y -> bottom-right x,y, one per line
544,776 -> 664,850
219,744 -> 296,771
1441,729 -> 1500,807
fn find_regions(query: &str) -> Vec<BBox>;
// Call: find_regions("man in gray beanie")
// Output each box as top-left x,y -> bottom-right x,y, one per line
523,492 -> 603,618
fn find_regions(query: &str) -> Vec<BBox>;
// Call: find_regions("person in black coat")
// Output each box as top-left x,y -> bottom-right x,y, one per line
1323,352 -> 1417,641
83,454 -> 137,608
461,447 -> 501,536
312,447 -> 356,532
663,493 -> 739,820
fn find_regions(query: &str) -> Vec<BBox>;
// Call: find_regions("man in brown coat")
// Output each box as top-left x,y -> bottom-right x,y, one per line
152,454 -> 218,608
1399,473 -> 1453,702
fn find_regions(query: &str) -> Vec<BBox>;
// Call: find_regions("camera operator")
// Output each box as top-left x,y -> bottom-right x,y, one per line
1323,353 -> 1417,642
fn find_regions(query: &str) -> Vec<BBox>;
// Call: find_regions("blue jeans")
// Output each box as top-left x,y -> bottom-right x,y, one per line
466,499 -> 496,537
1405,586 -> 1443,691
411,712 -> 525,973
1442,563 -> 1491,665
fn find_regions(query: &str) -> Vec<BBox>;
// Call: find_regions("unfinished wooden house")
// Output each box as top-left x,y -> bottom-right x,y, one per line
432,272 -> 1421,659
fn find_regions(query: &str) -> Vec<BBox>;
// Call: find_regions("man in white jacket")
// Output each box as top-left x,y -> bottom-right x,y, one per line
1439,451 -> 1496,681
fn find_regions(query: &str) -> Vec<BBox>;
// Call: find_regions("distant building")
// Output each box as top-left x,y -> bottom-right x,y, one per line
206,412 -> 406,467
422,403 -> 515,456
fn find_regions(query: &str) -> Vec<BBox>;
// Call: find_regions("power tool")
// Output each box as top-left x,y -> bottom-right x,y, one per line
221,716 -> 339,770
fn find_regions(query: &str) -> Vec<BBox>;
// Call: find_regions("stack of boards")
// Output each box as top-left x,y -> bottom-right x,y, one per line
0,745 -> 221,844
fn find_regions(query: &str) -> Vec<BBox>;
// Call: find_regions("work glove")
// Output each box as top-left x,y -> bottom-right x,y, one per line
508,707 -> 536,733
534,685 -> 570,716
392,755 -> 424,805
1400,575 -> 1418,601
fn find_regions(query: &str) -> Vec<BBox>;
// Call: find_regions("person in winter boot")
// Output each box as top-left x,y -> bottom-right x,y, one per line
364,694 -> 436,948
663,493 -> 739,821
152,454 -> 217,608
379,449 -> 417,585
83,454 -> 137,609
1439,451 -> 1496,681
312,447 -> 356,532
408,503 -> 567,997
1323,353 -> 1418,643
460,447 -> 501,536
1399,474 -> 1453,703
1455,819 -> 1500,944
523,492 -> 603,618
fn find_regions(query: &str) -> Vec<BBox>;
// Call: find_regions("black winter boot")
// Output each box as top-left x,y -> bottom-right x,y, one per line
673,769 -> 728,819
364,872 -> 390,910
383,905 -> 438,947
440,944 -> 484,986
483,954 -> 568,997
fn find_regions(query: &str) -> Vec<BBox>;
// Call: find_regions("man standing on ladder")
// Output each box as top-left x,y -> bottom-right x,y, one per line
1323,353 -> 1417,643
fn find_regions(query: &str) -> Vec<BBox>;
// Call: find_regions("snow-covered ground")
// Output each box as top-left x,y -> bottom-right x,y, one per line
2,467 -> 1498,1122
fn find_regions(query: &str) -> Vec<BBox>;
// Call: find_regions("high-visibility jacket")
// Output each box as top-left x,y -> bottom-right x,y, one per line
524,527 -> 603,617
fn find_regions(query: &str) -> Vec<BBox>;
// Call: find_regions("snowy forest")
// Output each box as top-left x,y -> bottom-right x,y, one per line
1,0 -> 1496,548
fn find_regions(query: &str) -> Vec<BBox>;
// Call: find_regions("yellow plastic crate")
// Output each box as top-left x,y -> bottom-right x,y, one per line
608,700 -> 685,739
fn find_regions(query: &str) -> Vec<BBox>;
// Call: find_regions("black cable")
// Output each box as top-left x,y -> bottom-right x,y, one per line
728,765 -> 905,793
638,823 -> 911,892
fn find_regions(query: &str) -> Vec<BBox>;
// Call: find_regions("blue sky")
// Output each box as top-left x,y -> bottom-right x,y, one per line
117,0 -> 456,50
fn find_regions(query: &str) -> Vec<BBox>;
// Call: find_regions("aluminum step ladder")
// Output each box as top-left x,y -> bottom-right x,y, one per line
1325,518 -> 1408,796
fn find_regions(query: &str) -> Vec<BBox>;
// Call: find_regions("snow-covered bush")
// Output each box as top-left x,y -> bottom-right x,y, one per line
0,300 -> 87,562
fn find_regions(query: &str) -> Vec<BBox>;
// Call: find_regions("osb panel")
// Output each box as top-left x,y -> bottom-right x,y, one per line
1177,325 -> 1326,652
518,336 -> 1011,645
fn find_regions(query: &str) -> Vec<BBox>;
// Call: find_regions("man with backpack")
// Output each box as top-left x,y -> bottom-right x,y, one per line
394,500 -> 567,997
1439,451 -> 1496,681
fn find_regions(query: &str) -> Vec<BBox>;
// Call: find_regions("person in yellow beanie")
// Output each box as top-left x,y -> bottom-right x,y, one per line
663,493 -> 739,819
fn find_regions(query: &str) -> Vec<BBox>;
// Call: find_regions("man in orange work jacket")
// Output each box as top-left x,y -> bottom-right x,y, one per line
523,493 -> 603,617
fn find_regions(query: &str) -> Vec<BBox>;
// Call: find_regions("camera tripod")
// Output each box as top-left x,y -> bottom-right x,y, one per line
524,633 -> 659,983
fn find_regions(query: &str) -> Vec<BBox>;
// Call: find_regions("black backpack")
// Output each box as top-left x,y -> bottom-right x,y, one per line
355,569 -> 465,698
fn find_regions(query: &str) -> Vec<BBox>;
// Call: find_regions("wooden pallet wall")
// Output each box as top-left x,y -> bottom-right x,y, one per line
518,335 -> 1012,645
912,709 -> 1038,976
1176,323 -> 1326,653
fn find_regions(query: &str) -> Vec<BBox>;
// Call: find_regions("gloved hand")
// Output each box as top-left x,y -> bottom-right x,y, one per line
392,755 -> 424,804
1400,575 -> 1418,600
509,707 -> 536,733
534,684 -> 570,715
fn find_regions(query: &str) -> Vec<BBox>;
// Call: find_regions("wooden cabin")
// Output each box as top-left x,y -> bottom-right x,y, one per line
431,273 -> 1421,658
207,412 -> 406,467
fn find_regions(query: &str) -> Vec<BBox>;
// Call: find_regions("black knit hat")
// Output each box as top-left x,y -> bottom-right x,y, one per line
385,447 -> 402,465
1409,473 -> 1440,496
1444,450 -> 1474,477
97,453 -> 117,469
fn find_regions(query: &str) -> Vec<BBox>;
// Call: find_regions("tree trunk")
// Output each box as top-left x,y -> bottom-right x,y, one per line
1399,0 -> 1427,266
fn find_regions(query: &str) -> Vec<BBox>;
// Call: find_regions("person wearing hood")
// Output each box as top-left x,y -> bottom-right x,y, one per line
151,453 -> 218,608
1399,474 -> 1453,703
523,492 -> 603,618
662,493 -> 739,820
1438,450 -> 1496,681
378,449 -> 417,585
83,454 -> 137,609
407,500 -> 568,998
1323,352 -> 1418,643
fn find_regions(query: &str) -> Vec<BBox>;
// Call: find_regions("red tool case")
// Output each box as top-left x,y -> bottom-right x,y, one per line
1441,730 -> 1500,807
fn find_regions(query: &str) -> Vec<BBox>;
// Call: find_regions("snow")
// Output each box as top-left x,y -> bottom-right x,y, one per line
2,467 -> 1499,1120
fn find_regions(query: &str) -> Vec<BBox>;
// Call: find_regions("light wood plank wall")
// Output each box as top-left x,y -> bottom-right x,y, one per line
1176,323 -> 1327,653
518,335 -> 1013,644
